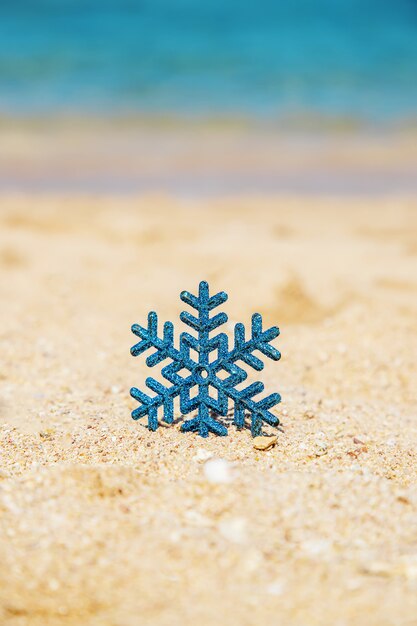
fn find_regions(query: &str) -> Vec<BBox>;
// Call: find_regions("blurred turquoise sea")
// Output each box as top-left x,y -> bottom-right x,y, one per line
1,0 -> 417,194
0,0 -> 416,123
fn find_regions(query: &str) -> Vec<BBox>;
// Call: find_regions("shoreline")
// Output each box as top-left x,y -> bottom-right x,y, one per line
1,117 -> 417,196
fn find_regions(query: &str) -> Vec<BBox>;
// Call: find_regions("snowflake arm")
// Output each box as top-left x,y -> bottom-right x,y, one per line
211,312 -> 281,435
130,311 -> 196,431
178,281 -> 229,436
226,314 -> 281,370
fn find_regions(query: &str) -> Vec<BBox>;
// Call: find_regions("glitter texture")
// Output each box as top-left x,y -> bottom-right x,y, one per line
130,281 -> 281,437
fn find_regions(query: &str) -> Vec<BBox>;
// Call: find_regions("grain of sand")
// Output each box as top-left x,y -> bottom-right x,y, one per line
0,195 -> 416,626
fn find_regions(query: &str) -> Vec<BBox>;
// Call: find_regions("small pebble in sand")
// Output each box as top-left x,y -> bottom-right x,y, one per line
193,447 -> 213,462
48,578 -> 60,592
218,517 -> 247,544
203,458 -> 232,484
353,437 -> 365,445
266,580 -> 285,596
39,429 -> 55,439
402,557 -> 417,580
301,538 -> 332,556
362,561 -> 393,577
314,432 -> 328,456
185,509 -> 211,527
253,435 -> 278,451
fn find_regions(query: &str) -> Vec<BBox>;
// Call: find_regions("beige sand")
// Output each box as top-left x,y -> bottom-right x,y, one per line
0,195 -> 416,626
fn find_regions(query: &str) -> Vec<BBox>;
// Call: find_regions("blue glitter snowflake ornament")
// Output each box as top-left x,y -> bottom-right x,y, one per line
130,281 -> 281,437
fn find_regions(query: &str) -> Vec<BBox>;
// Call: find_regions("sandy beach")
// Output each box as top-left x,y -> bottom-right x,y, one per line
1,0 -> 417,622
0,194 -> 416,625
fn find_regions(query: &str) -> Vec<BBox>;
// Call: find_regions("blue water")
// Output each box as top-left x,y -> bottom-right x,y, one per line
0,0 -> 416,122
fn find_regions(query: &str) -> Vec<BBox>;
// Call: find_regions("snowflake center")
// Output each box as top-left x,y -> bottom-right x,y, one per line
194,365 -> 210,384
